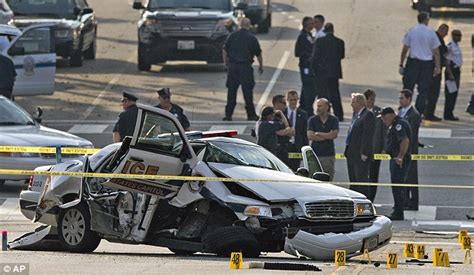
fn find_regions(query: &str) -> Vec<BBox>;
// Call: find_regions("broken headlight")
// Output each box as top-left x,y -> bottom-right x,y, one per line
244,205 -> 272,218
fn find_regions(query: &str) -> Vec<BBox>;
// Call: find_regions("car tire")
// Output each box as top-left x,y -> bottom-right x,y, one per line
0,180 -> 4,188
203,226 -> 260,258
70,38 -> 84,67
84,36 -> 97,60
256,14 -> 271,34
169,248 -> 197,256
138,43 -> 151,71
58,203 -> 101,253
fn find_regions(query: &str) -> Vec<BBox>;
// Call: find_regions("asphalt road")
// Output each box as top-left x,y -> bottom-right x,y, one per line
1,0 -> 474,274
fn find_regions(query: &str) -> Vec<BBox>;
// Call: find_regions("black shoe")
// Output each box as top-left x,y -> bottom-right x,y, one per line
247,116 -> 259,121
222,116 -> 232,121
386,211 -> 404,220
338,117 -> 344,122
444,116 -> 459,121
424,115 -> 442,121
404,205 -> 419,211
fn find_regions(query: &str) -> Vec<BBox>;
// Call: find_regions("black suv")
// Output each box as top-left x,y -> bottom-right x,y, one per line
8,0 -> 98,67
133,0 -> 238,71
236,0 -> 272,33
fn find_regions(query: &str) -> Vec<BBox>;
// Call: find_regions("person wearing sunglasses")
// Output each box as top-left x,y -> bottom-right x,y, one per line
155,88 -> 190,131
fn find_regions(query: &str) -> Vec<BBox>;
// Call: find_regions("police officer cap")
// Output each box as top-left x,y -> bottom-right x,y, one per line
122,91 -> 138,101
381,107 -> 395,116
157,88 -> 171,97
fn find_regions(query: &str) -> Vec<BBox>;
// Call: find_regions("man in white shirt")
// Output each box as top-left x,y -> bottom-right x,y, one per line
284,90 -> 308,171
313,14 -> 326,40
400,12 -> 441,116
444,29 -> 463,121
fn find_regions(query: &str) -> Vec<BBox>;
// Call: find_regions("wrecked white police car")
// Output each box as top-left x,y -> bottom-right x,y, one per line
14,104 -> 392,260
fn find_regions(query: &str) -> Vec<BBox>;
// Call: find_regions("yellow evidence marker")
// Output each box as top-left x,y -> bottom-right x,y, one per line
461,236 -> 472,250
458,230 -> 468,243
464,249 -> 472,265
334,250 -> 346,267
433,248 -> 444,267
415,244 -> 426,259
442,252 -> 450,267
386,253 -> 398,268
403,243 -> 415,258
229,252 -> 243,269
361,249 -> 372,264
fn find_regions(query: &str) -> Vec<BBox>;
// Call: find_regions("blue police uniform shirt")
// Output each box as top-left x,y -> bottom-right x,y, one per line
224,28 -> 262,64
307,114 -> 339,157
113,104 -> 138,141
257,120 -> 285,154
0,54 -> 17,90
385,116 -> 412,158
156,103 -> 190,130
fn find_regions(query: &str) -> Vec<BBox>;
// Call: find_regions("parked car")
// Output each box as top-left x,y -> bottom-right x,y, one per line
7,0 -> 98,67
411,0 -> 474,13
0,96 -> 93,187
0,24 -> 56,96
12,104 -> 392,260
133,0 -> 238,71
233,0 -> 272,33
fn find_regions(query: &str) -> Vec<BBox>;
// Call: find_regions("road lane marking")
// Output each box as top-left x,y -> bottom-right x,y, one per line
256,50 -> 291,113
68,124 -> 109,134
79,52 -> 136,121
419,128 -> 452,138
391,241 -> 462,246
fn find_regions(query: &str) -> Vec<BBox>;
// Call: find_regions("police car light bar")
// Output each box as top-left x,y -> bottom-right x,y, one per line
185,130 -> 238,140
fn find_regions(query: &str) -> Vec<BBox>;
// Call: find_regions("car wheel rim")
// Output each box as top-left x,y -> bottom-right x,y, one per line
62,209 -> 86,246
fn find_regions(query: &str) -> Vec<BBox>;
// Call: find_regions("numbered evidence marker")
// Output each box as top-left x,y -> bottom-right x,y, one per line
458,230 -> 468,243
415,244 -> 426,259
461,236 -> 472,250
386,253 -> 398,268
403,243 -> 415,258
432,248 -> 444,267
334,250 -> 346,267
229,252 -> 243,269
442,252 -> 450,267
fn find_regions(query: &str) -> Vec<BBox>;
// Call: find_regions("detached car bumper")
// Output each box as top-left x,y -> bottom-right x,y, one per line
284,216 -> 392,260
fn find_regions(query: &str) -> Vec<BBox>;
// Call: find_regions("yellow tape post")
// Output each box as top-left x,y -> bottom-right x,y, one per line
433,248 -> 443,267
458,230 -> 469,243
334,250 -> 346,267
462,236 -> 472,250
403,243 -> 415,258
229,252 -> 243,269
386,253 -> 398,268
415,244 -> 426,260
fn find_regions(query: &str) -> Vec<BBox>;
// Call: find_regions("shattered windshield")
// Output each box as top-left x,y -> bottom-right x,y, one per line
148,0 -> 231,11
0,97 -> 36,126
7,0 -> 77,19
205,141 -> 293,173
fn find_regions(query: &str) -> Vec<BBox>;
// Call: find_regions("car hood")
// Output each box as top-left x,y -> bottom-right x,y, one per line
0,125 -> 92,147
145,10 -> 233,20
12,18 -> 79,29
208,163 -> 365,202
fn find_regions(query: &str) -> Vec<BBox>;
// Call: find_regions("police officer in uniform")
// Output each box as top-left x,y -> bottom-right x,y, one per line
223,17 -> 263,121
113,92 -> 139,143
155,88 -> 190,131
381,107 -> 412,220
294,16 -> 316,116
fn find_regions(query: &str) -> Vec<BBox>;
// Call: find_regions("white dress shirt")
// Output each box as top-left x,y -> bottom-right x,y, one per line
402,24 -> 440,61
313,28 -> 326,40
446,40 -> 462,68
399,105 -> 412,118
287,108 -> 297,144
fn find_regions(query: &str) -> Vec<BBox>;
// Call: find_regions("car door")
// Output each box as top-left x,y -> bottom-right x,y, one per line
301,145 -> 324,176
76,0 -> 95,49
106,104 -> 198,198
6,24 -> 56,96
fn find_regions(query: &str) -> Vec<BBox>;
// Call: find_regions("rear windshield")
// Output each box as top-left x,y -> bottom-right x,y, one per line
148,0 -> 231,11
8,0 -> 77,19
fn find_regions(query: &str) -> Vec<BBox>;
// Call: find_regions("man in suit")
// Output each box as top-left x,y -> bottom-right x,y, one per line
398,89 -> 421,210
311,22 -> 345,121
284,90 -> 308,171
344,93 -> 375,198
364,89 -> 386,202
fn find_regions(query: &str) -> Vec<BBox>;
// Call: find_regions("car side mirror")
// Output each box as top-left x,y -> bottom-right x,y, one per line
33,107 -> 43,123
312,172 -> 330,182
234,2 -> 248,11
296,167 -> 309,178
82,8 -> 93,15
8,46 -> 25,56
133,2 -> 144,9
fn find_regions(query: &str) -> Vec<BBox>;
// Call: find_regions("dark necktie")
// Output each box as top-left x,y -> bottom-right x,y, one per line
288,110 -> 294,127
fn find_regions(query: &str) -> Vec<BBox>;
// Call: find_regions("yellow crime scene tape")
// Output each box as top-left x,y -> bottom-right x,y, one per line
0,169 -> 473,189
0,146 -> 473,161
288,152 -> 474,161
